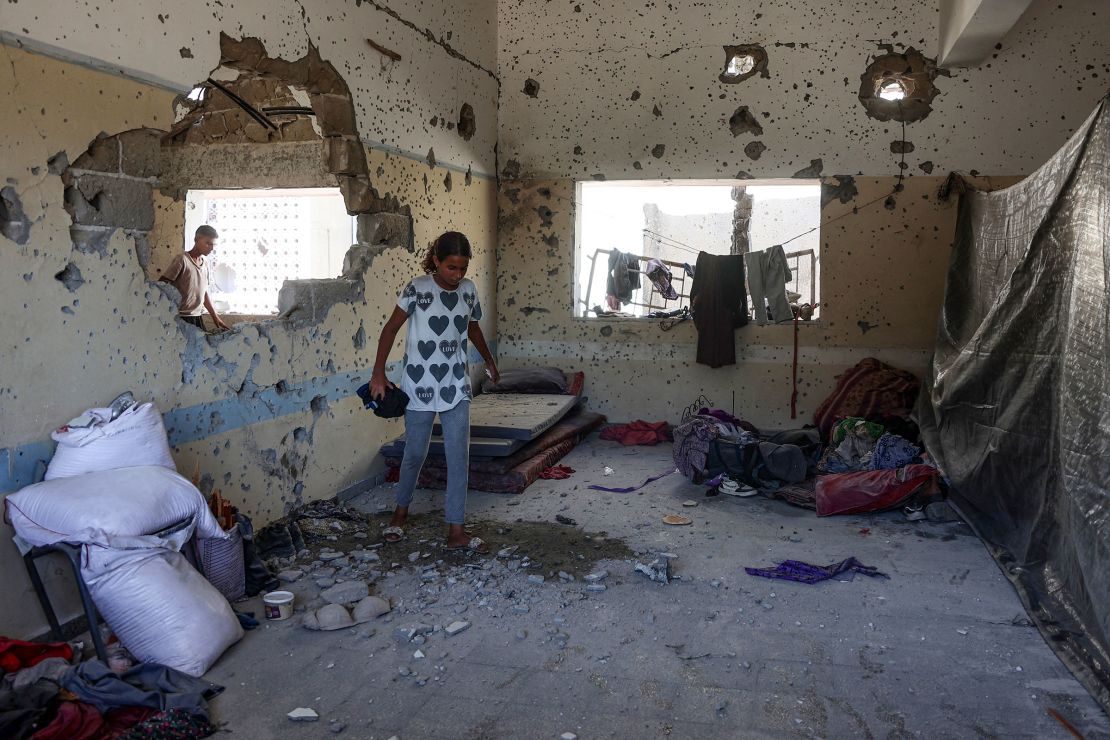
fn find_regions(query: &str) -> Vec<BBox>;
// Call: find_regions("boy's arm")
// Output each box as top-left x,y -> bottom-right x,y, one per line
203,293 -> 230,330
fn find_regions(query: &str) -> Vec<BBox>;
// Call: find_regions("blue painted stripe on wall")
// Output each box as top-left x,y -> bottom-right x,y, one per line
0,344 -> 494,494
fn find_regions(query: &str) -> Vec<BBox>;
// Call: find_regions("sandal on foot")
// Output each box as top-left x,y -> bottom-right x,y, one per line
446,536 -> 489,554
383,525 -> 405,542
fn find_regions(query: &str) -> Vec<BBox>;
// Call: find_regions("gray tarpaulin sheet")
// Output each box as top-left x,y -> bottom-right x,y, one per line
918,95 -> 1109,712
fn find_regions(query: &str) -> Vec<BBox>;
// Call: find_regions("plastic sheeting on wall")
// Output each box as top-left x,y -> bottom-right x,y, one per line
917,95 -> 1109,713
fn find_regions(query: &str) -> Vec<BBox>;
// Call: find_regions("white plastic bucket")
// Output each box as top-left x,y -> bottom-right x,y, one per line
263,590 -> 295,620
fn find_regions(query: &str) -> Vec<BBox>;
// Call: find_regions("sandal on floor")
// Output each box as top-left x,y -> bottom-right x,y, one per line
383,525 -> 405,542
445,536 -> 490,554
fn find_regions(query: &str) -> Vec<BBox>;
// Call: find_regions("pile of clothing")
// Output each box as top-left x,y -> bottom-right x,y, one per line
673,408 -> 815,487
817,417 -> 921,473
0,637 -> 221,740
670,359 -> 948,519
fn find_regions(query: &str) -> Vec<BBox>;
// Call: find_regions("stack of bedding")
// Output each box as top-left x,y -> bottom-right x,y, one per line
381,369 -> 604,494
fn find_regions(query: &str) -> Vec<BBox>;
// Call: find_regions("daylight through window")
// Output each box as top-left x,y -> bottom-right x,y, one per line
574,180 -> 821,321
184,188 -> 354,315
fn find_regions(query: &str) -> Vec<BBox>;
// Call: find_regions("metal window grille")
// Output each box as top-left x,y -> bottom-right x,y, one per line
583,247 -> 818,318
581,249 -> 692,317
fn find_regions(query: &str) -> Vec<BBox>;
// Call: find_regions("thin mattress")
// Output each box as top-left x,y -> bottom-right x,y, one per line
380,434 -> 524,459
433,393 -> 580,441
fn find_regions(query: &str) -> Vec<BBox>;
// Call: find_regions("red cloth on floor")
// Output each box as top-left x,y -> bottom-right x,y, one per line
31,701 -> 102,740
815,464 -> 940,516
0,637 -> 74,674
599,421 -> 672,446
539,465 -> 574,480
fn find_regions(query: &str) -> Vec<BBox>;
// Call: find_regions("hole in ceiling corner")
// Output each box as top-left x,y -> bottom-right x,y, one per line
719,44 -> 768,84
858,47 -> 940,123
186,85 -> 208,102
877,78 -> 908,101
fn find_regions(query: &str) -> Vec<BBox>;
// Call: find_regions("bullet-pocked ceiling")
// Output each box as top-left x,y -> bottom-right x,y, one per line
497,0 -> 1108,179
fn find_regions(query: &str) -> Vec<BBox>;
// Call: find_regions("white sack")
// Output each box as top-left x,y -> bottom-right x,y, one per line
5,466 -> 225,551
83,547 -> 243,676
46,402 -> 175,480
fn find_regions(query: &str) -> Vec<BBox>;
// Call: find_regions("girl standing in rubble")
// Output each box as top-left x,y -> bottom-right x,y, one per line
369,231 -> 498,553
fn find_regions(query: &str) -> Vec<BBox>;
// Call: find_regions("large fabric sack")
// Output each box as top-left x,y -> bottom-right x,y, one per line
5,466 -> 225,550
816,464 -> 940,517
46,402 -> 175,480
812,359 -> 920,442
83,547 -> 243,677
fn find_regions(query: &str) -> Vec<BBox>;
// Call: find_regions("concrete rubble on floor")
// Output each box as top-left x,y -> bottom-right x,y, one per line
203,439 -> 1110,738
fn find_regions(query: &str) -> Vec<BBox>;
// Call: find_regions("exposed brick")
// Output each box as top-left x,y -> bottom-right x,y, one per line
117,128 -> 164,179
65,174 -> 154,230
72,133 -> 120,173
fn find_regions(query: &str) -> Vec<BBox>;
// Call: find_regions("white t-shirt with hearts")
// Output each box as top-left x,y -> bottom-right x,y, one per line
396,275 -> 483,412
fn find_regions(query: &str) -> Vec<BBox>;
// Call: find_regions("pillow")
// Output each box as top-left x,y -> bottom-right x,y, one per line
482,367 -> 569,394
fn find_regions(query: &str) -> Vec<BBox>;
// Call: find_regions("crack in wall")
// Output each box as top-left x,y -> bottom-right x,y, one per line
354,0 -> 499,85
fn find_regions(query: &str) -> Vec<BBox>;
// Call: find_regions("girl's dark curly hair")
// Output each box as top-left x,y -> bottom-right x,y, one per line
422,231 -> 472,274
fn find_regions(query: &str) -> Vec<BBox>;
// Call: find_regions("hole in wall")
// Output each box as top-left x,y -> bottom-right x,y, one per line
457,103 -> 476,141
726,54 -> 755,78
719,44 -> 769,84
858,46 -> 941,123
877,78 -> 908,101
59,33 -> 414,339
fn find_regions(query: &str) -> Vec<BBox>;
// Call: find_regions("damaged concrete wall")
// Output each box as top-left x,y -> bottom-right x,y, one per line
0,37 -> 496,638
1,0 -> 497,177
497,0 -> 1106,177
496,174 -> 1018,426
494,0 -> 1102,427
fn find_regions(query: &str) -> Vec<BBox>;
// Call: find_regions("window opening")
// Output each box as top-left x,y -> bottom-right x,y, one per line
877,78 -> 907,101
724,53 -> 756,79
574,180 -> 821,320
183,187 -> 354,315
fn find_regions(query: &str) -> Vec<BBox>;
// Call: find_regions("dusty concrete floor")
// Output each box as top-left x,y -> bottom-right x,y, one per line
206,438 -> 1110,739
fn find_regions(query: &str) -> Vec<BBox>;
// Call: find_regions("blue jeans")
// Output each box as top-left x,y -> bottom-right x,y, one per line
395,401 -> 470,524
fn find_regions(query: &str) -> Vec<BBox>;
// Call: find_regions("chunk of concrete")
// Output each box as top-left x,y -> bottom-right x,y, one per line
445,620 -> 470,636
303,603 -> 356,631
635,558 -> 671,585
352,595 -> 391,621
326,136 -> 367,176
355,212 -> 413,252
287,707 -> 319,722
278,278 -> 363,323
320,580 -> 369,605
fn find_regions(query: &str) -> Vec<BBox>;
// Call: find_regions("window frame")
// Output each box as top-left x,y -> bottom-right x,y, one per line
572,178 -> 823,323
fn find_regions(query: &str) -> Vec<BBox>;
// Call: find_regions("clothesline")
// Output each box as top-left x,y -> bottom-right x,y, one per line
590,248 -> 691,269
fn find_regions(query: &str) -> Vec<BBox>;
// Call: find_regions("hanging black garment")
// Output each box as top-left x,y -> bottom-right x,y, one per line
690,251 -> 748,367
605,250 -> 641,305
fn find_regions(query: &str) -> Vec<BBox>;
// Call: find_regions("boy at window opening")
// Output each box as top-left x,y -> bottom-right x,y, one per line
160,225 -> 230,332
369,231 -> 499,553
